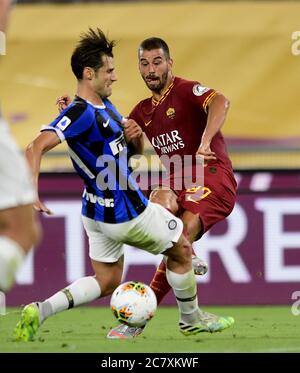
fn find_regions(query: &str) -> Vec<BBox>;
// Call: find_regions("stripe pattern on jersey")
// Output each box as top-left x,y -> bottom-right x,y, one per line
42,96 -> 148,223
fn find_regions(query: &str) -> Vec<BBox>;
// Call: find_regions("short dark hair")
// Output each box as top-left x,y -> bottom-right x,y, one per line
71,28 -> 116,80
139,37 -> 170,59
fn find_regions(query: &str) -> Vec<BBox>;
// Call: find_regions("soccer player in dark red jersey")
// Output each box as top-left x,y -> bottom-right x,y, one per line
106,37 -> 236,339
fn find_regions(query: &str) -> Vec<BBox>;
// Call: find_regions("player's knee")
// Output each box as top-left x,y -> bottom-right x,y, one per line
150,189 -> 179,215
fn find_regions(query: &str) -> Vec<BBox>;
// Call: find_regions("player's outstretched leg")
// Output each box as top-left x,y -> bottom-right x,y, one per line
14,276 -> 101,341
166,236 -> 235,337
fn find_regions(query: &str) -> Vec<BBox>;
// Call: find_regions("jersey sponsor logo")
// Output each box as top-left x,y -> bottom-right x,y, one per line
103,119 -> 110,128
56,116 -> 71,131
166,107 -> 176,119
83,189 -> 114,207
192,84 -> 210,97
109,133 -> 126,155
151,130 -> 185,154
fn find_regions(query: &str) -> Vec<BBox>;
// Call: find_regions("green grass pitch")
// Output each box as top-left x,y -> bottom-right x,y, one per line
0,306 -> 299,353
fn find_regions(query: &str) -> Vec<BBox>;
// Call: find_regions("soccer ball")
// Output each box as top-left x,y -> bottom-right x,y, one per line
110,281 -> 157,327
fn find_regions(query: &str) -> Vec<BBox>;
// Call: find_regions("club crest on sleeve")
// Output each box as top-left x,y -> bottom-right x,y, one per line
168,219 -> 177,230
192,84 -> 209,96
57,116 -> 71,131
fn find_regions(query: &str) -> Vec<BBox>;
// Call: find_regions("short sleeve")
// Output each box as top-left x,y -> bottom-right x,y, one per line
181,81 -> 217,114
41,101 -> 94,142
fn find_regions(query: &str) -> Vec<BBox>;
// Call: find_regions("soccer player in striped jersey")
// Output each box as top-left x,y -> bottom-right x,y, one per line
107,38 -> 236,338
13,28 -> 234,342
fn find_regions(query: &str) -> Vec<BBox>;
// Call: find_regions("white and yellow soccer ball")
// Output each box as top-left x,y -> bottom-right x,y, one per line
110,281 -> 157,327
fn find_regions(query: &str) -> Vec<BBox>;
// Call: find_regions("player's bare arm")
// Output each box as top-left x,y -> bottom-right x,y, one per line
197,93 -> 230,163
25,131 -> 60,215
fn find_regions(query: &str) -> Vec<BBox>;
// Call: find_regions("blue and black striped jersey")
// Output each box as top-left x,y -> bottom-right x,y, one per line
42,96 -> 148,223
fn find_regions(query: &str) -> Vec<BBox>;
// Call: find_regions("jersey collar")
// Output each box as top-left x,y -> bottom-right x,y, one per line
151,77 -> 175,107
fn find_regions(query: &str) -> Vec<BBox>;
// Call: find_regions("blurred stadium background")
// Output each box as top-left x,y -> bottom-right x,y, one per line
1,0 -> 300,313
2,0 -> 300,170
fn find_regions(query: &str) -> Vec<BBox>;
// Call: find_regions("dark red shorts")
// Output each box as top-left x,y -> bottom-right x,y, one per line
160,163 -> 237,234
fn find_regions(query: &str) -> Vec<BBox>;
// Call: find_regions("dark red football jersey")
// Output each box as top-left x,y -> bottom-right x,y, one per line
130,76 -> 232,173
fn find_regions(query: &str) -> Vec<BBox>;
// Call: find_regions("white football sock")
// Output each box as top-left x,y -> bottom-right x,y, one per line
166,268 -> 200,325
39,276 -> 101,323
0,236 -> 24,292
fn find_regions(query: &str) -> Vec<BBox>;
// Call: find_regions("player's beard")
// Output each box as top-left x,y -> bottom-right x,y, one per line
144,71 -> 169,94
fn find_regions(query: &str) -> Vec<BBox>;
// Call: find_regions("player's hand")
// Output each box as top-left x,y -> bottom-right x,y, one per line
56,94 -> 72,113
33,200 -> 53,215
196,143 -> 217,166
124,119 -> 143,143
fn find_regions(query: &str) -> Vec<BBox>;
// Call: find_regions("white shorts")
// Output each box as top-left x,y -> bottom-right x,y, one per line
82,201 -> 183,263
0,118 -> 36,210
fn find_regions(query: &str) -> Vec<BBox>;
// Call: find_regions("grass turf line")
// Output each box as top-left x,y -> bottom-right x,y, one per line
0,306 -> 299,353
